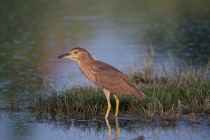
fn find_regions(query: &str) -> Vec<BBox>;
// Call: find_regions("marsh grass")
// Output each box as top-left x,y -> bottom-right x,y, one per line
34,71 -> 210,121
34,49 -> 210,121
34,80 -> 210,121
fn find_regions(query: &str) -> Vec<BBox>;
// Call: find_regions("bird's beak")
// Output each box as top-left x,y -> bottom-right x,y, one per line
58,53 -> 70,58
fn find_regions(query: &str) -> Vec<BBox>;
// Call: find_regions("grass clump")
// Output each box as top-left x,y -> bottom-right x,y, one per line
35,87 -> 106,117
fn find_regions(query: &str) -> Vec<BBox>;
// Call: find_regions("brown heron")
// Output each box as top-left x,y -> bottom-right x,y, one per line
58,47 -> 145,118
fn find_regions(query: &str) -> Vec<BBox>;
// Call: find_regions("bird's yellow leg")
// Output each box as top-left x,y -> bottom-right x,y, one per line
113,95 -> 119,117
105,101 -> 111,119
103,89 -> 111,119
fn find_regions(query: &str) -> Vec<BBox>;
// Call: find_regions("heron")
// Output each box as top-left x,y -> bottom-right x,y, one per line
58,47 -> 145,118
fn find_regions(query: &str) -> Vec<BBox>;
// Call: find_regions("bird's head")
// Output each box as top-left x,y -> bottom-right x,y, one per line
58,47 -> 94,62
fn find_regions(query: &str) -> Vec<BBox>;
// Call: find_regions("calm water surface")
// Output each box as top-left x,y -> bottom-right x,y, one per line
0,0 -> 210,140
0,112 -> 209,140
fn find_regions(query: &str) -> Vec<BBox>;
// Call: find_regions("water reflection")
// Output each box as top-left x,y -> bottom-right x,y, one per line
105,118 -> 120,140
0,112 -> 210,140
48,116 -> 210,140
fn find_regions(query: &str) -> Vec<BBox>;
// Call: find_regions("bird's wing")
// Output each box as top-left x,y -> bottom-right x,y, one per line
94,61 -> 135,94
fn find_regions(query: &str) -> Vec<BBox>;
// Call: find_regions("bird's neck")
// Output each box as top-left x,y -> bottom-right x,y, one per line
77,55 -> 95,66
77,57 -> 96,83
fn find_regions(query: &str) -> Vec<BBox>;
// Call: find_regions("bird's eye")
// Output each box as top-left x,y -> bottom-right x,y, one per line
74,50 -> 78,54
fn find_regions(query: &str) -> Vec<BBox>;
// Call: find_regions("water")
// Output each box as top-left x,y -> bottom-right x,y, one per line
0,112 -> 209,140
0,0 -> 210,140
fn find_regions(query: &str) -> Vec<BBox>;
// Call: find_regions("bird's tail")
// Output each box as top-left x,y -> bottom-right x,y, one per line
131,87 -> 145,100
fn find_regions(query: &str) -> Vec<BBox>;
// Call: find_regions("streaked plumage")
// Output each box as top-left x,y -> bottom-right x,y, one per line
58,47 -> 145,118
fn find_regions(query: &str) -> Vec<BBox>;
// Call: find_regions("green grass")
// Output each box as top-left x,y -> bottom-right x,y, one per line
34,81 -> 209,120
